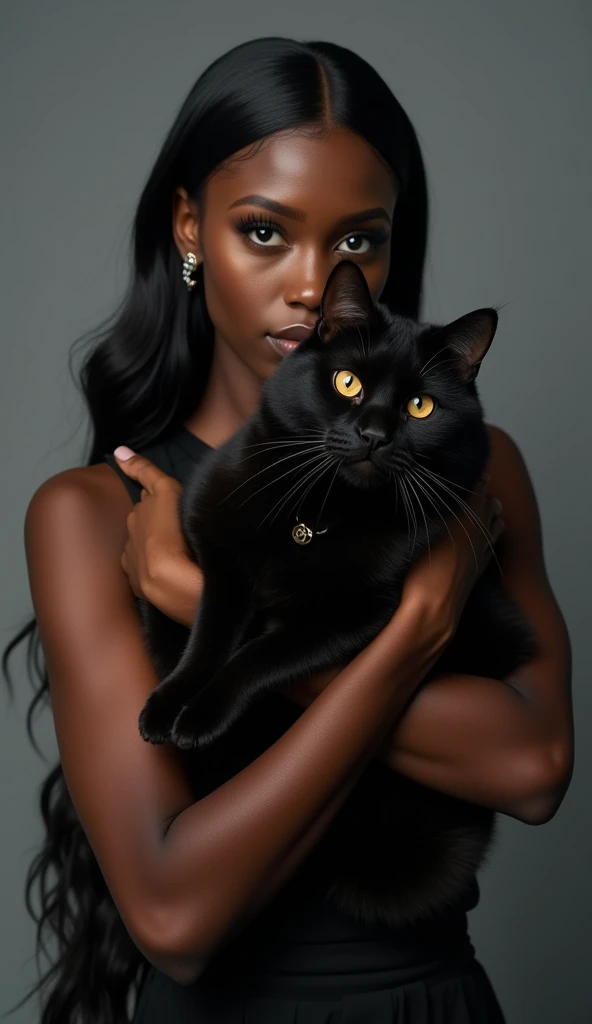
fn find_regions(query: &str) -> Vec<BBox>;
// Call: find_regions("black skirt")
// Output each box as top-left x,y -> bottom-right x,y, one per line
132,890 -> 506,1023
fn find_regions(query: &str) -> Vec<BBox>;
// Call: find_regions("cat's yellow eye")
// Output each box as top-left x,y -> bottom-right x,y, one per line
334,370 -> 363,398
406,394 -> 435,419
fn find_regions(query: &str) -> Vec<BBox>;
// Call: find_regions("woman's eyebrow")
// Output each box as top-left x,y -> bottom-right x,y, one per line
228,194 -> 305,221
228,194 -> 391,229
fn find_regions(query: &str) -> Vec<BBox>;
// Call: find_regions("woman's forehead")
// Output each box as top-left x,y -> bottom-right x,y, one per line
205,127 -> 398,221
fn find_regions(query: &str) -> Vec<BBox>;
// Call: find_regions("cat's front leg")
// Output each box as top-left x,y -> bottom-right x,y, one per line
139,548 -> 253,744
171,619 -> 368,750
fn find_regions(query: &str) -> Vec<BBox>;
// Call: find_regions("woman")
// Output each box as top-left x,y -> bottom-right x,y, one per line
4,36 -> 572,1024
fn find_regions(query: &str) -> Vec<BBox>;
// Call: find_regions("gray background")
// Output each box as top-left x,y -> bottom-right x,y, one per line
1,1 -> 590,1021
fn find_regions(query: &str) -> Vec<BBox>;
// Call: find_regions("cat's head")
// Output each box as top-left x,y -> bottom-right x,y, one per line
260,260 -> 498,497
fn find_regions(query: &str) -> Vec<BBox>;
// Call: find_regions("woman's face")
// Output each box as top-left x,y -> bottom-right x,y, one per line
173,126 -> 398,382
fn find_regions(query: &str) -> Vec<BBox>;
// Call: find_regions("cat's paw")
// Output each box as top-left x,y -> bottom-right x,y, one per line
170,689 -> 229,751
138,687 -> 183,745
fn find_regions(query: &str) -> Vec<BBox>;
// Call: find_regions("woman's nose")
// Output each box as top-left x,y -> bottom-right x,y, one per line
283,249 -> 328,311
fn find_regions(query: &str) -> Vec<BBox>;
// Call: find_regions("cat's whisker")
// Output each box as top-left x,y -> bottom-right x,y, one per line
238,441 -> 326,463
413,460 -> 484,496
417,465 -> 496,539
418,348 -> 444,376
415,467 -> 503,576
399,477 -> 417,552
288,459 -> 334,524
406,471 -> 458,568
254,452 -> 333,523
399,477 -> 419,554
404,473 -> 432,565
284,456 -> 339,527
409,470 -> 481,575
404,477 -> 420,554
240,433 -> 325,450
220,446 -> 328,503
418,349 -> 458,376
269,456 -> 335,524
398,478 -> 415,552
240,451 -> 332,510
261,455 -> 337,528
394,476 -> 409,538
415,449 -> 466,470
311,457 -> 343,527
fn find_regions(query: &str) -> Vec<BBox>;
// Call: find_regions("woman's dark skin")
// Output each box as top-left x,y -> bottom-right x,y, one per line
24,126 -> 573,985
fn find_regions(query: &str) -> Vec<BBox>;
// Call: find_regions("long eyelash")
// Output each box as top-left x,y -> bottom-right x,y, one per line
335,227 -> 389,256
235,213 -> 283,237
235,212 -> 389,253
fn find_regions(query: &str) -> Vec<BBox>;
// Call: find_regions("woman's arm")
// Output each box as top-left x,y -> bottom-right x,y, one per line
387,427 -> 573,820
26,468 -> 453,987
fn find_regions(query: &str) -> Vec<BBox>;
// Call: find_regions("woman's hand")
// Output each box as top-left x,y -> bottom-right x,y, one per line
113,448 -> 203,625
401,472 -> 505,639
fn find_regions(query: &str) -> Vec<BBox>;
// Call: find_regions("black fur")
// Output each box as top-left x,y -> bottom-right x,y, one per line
138,261 -> 539,928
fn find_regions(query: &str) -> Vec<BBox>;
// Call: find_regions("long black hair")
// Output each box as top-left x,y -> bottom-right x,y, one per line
2,36 -> 429,1023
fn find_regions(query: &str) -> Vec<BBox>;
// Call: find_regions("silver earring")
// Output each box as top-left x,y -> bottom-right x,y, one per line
182,252 -> 199,291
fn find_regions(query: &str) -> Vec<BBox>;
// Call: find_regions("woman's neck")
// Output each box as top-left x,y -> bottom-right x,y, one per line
183,333 -> 264,449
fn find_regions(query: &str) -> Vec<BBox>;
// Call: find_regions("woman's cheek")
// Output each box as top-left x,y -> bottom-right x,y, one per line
202,249 -> 262,339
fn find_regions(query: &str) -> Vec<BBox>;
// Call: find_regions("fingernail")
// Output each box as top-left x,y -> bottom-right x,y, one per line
114,445 -> 135,460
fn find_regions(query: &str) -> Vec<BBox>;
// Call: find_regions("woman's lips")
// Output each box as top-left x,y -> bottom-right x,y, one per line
266,334 -> 301,356
265,323 -> 316,357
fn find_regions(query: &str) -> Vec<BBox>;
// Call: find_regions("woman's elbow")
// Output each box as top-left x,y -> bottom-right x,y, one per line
129,903 -> 210,986
515,743 -> 573,825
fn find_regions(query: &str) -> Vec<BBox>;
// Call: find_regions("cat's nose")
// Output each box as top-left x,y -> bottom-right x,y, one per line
357,425 -> 387,451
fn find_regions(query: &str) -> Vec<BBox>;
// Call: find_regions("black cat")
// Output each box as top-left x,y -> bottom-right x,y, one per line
138,259 -> 538,928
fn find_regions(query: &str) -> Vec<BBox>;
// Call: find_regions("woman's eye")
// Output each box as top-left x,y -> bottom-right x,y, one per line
236,215 -> 286,249
337,234 -> 372,254
406,394 -> 435,419
247,226 -> 284,246
334,370 -> 363,398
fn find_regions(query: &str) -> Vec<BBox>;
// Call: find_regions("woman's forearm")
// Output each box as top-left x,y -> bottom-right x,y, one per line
149,554 -> 203,629
152,595 -> 449,981
383,671 -> 562,822
287,668 -> 560,823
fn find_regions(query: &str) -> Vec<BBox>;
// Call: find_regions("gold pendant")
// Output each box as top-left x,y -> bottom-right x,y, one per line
292,522 -> 313,545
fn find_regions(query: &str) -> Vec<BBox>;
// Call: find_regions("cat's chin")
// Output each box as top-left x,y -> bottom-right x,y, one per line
340,458 -> 386,488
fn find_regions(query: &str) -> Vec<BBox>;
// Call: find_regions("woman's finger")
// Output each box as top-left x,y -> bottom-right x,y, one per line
113,448 -> 180,496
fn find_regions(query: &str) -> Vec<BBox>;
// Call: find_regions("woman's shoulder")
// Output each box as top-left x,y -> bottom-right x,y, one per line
26,463 -> 135,567
25,428 -> 189,557
485,421 -> 534,504
29,462 -> 132,508
30,432 -> 175,520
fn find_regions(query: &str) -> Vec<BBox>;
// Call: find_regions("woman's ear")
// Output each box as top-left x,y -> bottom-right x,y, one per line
172,187 -> 203,265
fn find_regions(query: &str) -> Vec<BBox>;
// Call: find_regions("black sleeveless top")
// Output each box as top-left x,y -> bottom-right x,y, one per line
102,424 -> 486,1014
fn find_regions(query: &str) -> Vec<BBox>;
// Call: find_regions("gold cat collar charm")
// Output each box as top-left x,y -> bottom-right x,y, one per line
292,517 -> 328,544
292,522 -> 313,545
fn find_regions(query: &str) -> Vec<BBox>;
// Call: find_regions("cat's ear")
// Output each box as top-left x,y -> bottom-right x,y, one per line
434,308 -> 498,382
318,260 -> 375,343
